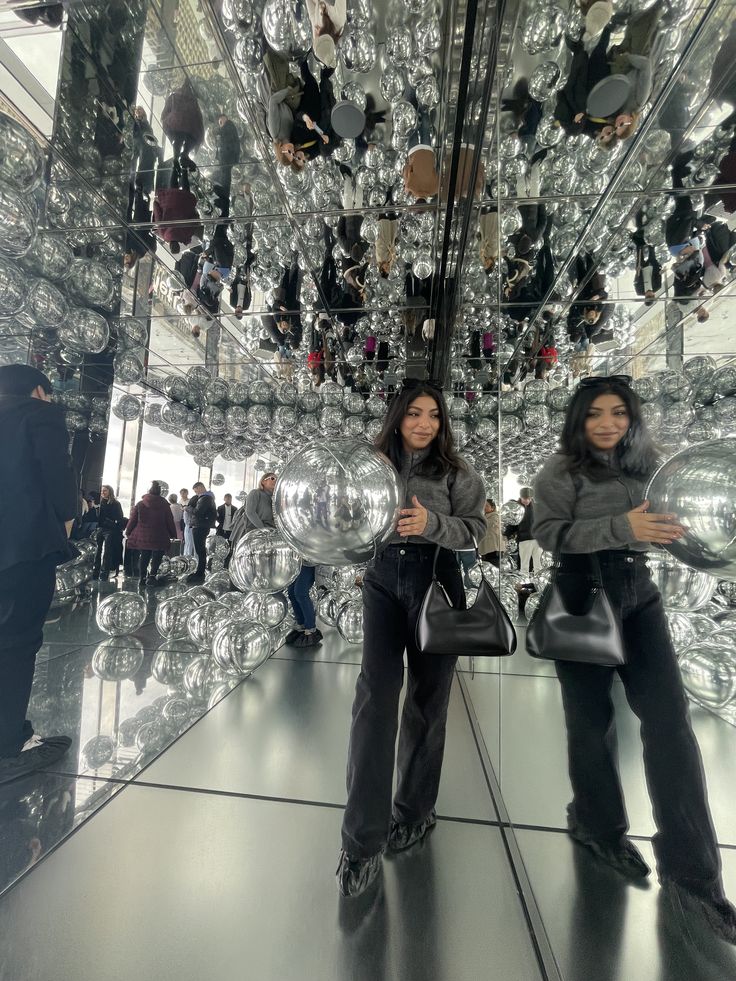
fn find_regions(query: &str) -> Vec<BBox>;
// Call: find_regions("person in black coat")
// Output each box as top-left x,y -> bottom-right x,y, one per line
0,364 -> 77,783
212,114 -> 241,214
216,494 -> 236,540
185,482 -> 217,582
93,485 -> 125,581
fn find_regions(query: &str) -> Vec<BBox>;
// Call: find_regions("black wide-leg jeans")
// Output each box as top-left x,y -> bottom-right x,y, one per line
341,544 -> 464,859
555,550 -> 723,896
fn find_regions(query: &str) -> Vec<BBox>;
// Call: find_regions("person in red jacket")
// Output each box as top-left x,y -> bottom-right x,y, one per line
152,162 -> 204,254
124,481 -> 177,587
160,78 -> 204,169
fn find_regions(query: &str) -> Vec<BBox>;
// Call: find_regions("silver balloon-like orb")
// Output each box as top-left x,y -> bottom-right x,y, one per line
261,0 -> 312,59
83,735 -> 115,769
155,595 -> 193,638
240,591 -> 288,627
337,597 -> 364,643
500,500 -> 525,525
646,438 -> 736,581
679,642 -> 736,710
273,439 -> 401,565
646,554 -> 716,611
0,111 -> 46,192
96,592 -> 147,636
230,527 -> 301,593
187,601 -> 230,648
91,636 -> 145,680
211,619 -> 272,676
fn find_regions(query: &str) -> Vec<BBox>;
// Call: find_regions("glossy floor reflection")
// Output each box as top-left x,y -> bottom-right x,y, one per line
464,625 -> 736,846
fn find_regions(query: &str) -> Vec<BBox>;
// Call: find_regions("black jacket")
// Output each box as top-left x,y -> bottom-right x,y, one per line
216,503 -> 235,534
187,491 -> 217,530
0,396 -> 78,573
98,499 -> 125,534
517,501 -> 535,543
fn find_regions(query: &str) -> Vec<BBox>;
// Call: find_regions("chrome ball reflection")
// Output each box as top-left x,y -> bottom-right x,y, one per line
0,111 -> 46,192
646,438 -> 736,580
230,528 -> 301,593
336,597 -> 364,643
645,554 -> 716,611
273,439 -> 401,565
211,619 -> 272,676
680,643 -> 736,710
240,591 -> 288,627
261,0 -> 312,59
91,636 -> 145,680
96,592 -> 147,636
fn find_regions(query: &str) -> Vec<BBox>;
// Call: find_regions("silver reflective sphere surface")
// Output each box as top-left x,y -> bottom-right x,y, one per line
273,440 -> 401,565
211,619 -> 272,676
646,438 -> 736,580
96,592 -> 147,636
679,642 -> 736,710
645,554 -> 716,611
230,528 -> 301,593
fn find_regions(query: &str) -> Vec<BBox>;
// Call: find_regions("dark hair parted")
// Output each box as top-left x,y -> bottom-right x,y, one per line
149,481 -> 162,496
374,383 -> 466,478
559,378 -> 660,480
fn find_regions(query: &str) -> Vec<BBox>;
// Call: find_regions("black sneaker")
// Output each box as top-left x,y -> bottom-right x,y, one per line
294,631 -> 322,648
388,809 -> 437,852
0,736 -> 72,786
336,849 -> 382,898
662,879 -> 736,945
569,829 -> 651,880
285,628 -> 304,644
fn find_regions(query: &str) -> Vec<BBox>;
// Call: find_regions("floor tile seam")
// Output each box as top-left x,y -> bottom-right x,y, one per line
505,821 -> 736,850
455,672 -> 562,981
37,769 -> 506,828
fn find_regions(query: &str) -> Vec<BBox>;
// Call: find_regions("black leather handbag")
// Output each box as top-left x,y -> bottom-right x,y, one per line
416,545 -> 517,657
526,527 -> 625,667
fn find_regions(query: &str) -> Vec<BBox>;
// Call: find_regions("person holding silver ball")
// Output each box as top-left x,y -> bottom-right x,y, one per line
532,374 -> 736,945
336,378 -> 486,898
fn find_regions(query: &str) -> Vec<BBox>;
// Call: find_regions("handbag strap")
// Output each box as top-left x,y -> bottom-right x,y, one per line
552,523 -> 603,588
431,538 -> 486,583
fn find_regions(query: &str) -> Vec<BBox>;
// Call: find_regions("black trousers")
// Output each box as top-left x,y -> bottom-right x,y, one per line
341,544 -> 464,859
192,527 -> 209,576
94,531 -> 122,575
138,549 -> 164,581
0,555 -> 57,757
555,551 -> 722,896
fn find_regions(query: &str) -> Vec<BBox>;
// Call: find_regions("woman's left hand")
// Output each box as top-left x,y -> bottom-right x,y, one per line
397,496 -> 429,538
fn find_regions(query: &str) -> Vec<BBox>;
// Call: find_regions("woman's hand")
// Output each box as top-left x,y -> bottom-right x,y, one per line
574,112 -> 584,123
627,501 -> 686,544
304,114 -> 315,130
397,496 -> 429,538
321,133 -> 329,144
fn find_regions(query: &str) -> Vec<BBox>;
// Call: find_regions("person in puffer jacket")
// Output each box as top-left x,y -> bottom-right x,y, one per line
124,481 -> 177,587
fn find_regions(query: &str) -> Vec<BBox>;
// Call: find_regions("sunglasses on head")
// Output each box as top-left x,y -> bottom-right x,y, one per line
579,374 -> 632,388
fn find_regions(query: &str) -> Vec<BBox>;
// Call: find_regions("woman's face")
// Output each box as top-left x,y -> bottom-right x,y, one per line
100,487 -> 110,500
281,142 -> 294,162
584,393 -> 630,452
400,395 -> 441,453
294,150 -> 306,169
597,124 -> 614,145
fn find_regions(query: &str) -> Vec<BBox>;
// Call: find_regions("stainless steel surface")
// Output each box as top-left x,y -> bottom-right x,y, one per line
0,785 -> 542,981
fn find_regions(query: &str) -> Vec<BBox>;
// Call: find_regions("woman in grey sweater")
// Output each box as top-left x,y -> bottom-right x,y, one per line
337,379 -> 486,898
533,375 -> 736,945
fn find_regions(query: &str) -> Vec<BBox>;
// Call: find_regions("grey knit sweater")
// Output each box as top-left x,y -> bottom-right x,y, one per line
532,452 -> 647,554
387,447 -> 487,550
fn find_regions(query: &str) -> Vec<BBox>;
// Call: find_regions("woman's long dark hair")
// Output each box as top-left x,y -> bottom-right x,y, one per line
560,379 -> 660,479
375,383 -> 465,478
101,484 -> 116,503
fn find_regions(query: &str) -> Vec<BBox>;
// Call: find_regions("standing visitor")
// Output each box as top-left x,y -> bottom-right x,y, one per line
216,493 -> 236,539
124,481 -> 177,587
0,364 -> 77,782
533,375 -> 736,944
180,488 -> 195,557
337,379 -> 485,897
244,473 -> 277,531
94,485 -> 125,580
186,481 -> 217,582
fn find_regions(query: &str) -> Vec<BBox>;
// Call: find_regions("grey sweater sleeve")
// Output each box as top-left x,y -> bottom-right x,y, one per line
532,456 -> 635,553
421,463 -> 487,550
245,488 -> 266,529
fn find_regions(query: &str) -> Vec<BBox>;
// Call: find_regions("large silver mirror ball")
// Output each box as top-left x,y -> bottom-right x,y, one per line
646,438 -> 736,581
273,440 -> 402,566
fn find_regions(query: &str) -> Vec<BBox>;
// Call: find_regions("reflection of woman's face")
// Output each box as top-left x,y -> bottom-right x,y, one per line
400,395 -> 441,452
294,150 -> 306,168
615,114 -> 633,137
597,125 -> 614,144
281,142 -> 294,162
